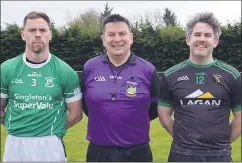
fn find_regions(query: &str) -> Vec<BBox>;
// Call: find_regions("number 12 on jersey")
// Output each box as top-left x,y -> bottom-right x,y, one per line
196,75 -> 205,84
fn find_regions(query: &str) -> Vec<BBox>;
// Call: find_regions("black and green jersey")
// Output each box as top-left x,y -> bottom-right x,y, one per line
158,59 -> 241,156
1,53 -> 82,137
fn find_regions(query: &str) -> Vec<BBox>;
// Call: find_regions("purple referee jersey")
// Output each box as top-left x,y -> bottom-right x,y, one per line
81,53 -> 160,147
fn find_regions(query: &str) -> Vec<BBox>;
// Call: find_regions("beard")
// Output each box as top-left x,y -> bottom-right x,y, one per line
32,42 -> 44,54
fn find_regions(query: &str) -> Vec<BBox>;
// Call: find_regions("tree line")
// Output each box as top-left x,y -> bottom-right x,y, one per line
1,3 -> 241,71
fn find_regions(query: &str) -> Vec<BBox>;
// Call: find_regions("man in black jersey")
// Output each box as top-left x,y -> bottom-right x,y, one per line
158,12 -> 241,162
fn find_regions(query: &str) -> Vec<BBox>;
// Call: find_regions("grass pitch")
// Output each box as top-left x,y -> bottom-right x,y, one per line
1,115 -> 241,161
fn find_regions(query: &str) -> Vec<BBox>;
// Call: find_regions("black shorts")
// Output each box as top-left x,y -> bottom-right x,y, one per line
86,142 -> 153,162
168,151 -> 232,162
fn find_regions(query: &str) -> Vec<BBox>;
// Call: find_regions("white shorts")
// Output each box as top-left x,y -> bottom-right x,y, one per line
3,135 -> 67,162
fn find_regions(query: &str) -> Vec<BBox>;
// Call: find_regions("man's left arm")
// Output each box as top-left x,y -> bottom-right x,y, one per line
66,100 -> 83,129
230,111 -> 241,143
149,69 -> 161,121
230,74 -> 241,143
63,70 -> 83,129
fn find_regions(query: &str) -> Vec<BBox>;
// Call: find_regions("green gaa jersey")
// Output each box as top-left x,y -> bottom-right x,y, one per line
1,53 -> 82,137
158,59 -> 241,156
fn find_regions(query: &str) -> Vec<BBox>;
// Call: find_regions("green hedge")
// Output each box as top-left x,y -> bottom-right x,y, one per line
1,21 -> 241,71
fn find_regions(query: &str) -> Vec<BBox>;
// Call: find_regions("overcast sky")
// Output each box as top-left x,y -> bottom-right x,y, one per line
1,1 -> 241,28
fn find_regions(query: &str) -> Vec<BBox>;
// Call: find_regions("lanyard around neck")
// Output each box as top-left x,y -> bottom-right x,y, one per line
109,64 -> 124,101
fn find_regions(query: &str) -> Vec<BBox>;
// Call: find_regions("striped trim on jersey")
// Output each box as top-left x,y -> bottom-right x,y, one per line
164,60 -> 189,77
0,93 -> 8,98
159,60 -> 189,107
231,105 -> 242,112
214,60 -> 240,79
158,100 -> 172,107
65,94 -> 82,103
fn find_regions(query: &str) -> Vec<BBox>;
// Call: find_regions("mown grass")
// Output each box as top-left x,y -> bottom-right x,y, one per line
1,115 -> 241,161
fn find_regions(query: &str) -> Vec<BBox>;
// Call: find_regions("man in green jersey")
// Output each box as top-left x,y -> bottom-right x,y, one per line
158,12 -> 241,162
0,11 -> 83,162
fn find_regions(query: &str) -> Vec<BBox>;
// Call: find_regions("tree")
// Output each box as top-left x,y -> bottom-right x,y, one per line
100,2 -> 113,20
66,9 -> 100,29
1,23 -> 24,63
162,8 -> 179,27
1,18 -> 241,72
99,3 -> 114,53
65,9 -> 101,38
131,9 -> 164,30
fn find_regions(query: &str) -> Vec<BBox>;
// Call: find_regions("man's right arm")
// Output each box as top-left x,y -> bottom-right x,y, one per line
157,73 -> 174,136
0,98 -> 8,125
158,105 -> 174,136
1,62 -> 9,125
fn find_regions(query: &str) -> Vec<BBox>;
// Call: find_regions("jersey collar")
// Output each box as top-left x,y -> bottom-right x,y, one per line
23,53 -> 51,68
187,59 -> 218,68
102,52 -> 136,67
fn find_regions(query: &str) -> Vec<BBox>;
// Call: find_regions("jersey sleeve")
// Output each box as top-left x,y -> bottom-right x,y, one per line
1,62 -> 9,99
63,68 -> 82,104
158,74 -> 172,108
230,74 -> 241,112
149,69 -> 161,121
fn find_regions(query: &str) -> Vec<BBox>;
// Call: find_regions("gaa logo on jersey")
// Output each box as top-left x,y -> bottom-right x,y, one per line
126,81 -> 137,97
178,76 -> 189,81
45,77 -> 55,87
94,76 -> 106,82
11,79 -> 23,84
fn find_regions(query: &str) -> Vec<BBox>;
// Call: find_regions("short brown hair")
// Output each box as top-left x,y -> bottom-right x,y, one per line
23,11 -> 51,28
102,14 -> 131,34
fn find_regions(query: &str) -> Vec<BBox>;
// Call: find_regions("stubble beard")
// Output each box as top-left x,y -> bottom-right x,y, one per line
32,44 -> 44,54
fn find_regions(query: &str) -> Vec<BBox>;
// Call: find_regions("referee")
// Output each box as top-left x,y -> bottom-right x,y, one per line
81,14 -> 160,162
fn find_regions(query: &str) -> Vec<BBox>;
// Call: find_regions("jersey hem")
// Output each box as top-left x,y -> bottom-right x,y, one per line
170,141 -> 232,156
87,138 -> 150,148
170,149 -> 232,156
7,133 -> 64,138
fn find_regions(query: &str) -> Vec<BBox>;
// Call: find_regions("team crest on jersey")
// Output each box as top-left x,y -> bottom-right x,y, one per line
213,74 -> 222,83
45,77 -> 55,87
126,81 -> 137,97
